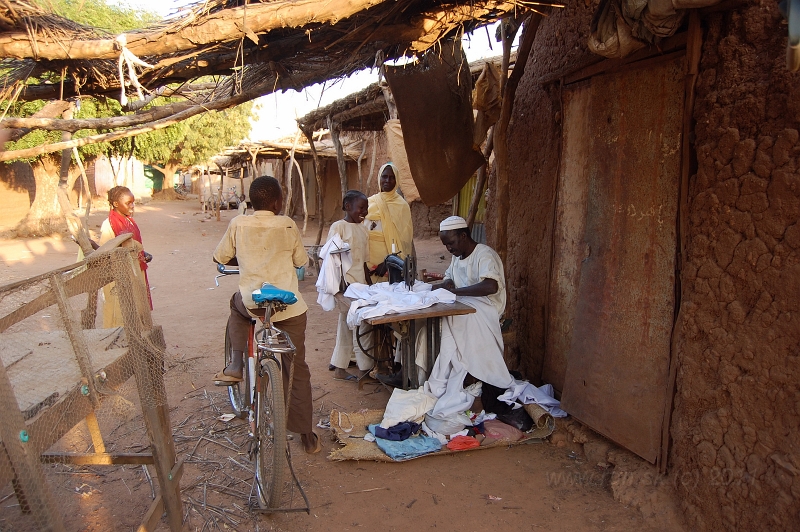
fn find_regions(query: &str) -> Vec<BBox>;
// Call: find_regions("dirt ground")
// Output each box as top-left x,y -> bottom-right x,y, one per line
0,199 -> 668,531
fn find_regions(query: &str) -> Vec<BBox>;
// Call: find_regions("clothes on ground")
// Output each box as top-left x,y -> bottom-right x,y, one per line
365,164 -> 414,270
99,212 -> 151,327
367,424 -> 442,460
213,210 -> 308,321
315,233 -> 352,311
482,419 -> 524,442
497,380 -> 568,417
446,435 -> 481,451
373,421 -> 421,441
380,387 -> 438,429
344,281 -> 456,328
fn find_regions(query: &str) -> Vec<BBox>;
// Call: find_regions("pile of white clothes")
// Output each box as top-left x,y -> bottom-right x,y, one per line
315,234 -> 351,311
344,281 -> 456,327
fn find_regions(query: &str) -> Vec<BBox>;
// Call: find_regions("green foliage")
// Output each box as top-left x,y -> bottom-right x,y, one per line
135,101 -> 254,168
37,0 -> 159,32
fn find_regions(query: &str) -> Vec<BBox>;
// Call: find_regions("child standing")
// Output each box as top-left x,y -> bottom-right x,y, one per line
212,176 -> 319,453
99,186 -> 152,327
326,190 -> 373,381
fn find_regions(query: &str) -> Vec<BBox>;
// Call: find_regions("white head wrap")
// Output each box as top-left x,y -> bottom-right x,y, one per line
439,216 -> 468,231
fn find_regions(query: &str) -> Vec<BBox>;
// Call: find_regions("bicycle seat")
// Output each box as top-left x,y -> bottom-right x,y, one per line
252,284 -> 297,305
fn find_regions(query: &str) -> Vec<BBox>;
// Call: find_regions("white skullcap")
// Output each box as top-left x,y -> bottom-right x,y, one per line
440,216 -> 468,231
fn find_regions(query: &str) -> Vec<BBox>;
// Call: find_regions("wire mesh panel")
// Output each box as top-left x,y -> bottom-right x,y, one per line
0,237 -> 182,532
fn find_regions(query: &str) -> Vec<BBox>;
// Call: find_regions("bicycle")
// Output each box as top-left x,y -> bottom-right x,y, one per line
214,263 -> 298,509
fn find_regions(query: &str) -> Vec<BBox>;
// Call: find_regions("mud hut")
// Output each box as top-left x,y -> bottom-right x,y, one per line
488,3 -> 800,531
0,0 -> 797,530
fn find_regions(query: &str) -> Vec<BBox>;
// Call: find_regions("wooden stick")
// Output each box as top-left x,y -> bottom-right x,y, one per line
301,125 -> 326,246
494,14 -> 542,263
466,127 -> 495,229
357,138 -> 366,191
366,131 -> 378,193
284,130 -> 300,216
0,0 -> 395,60
328,116 -> 349,201
345,487 -> 389,494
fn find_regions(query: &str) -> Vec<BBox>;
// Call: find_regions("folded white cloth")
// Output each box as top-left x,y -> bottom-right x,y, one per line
344,281 -> 456,327
380,387 -> 438,429
316,235 -> 351,311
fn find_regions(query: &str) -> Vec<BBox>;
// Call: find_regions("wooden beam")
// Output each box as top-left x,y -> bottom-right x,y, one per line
137,460 -> 184,532
660,9 -> 703,474
50,274 -> 101,408
111,256 -> 182,531
40,452 -> 153,465
0,0 -> 393,60
328,117 -> 349,201
0,354 -> 66,530
494,13 -> 542,264
301,125 -> 326,246
466,127 -> 495,229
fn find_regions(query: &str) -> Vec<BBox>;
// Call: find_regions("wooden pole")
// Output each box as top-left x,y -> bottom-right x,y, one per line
660,9 -> 702,474
328,116 -> 349,200
110,249 -> 182,531
0,362 -> 66,531
290,156 -> 308,234
356,138 -> 367,191
56,105 -> 93,256
466,127 -> 495,229
367,131 -> 378,193
285,130 -> 301,215
494,13 -> 541,264
301,126 -> 325,246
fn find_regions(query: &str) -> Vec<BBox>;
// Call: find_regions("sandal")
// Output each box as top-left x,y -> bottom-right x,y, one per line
213,371 -> 243,386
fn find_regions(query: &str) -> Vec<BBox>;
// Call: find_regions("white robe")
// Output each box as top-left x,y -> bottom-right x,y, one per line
424,245 -> 514,418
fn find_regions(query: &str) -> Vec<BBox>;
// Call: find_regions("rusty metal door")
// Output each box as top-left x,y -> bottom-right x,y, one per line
560,57 -> 684,464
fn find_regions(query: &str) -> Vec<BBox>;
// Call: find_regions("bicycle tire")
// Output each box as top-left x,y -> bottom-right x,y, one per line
255,357 -> 287,509
224,327 -> 249,418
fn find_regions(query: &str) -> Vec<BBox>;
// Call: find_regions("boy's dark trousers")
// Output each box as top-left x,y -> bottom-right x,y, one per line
228,292 -> 312,435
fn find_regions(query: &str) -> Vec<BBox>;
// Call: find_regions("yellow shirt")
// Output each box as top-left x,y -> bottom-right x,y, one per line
213,211 -> 308,321
328,219 -> 369,285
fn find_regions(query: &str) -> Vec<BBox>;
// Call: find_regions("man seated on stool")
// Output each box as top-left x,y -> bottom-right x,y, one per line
423,216 -> 514,415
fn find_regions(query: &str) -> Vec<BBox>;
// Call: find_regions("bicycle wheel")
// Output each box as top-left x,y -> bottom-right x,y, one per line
255,357 -> 287,509
224,327 -> 249,418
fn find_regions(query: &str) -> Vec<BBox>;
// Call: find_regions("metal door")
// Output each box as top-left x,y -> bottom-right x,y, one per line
560,57 -> 684,463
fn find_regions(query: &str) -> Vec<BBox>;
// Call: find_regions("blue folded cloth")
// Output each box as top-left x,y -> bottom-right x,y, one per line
373,421 -> 421,441
368,424 -> 442,461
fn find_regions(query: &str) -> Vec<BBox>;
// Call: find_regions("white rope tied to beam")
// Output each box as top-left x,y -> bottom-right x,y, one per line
115,34 -> 154,107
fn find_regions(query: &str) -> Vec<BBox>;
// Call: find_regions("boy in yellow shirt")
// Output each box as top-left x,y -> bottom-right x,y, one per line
213,176 -> 320,453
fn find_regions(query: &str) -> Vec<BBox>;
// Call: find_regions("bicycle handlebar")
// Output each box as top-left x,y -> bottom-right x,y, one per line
215,263 -> 239,286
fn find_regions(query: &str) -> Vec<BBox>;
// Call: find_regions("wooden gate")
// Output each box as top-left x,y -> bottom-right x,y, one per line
558,57 -> 684,463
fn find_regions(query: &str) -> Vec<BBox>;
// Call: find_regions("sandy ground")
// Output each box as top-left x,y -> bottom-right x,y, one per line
0,199 -> 662,532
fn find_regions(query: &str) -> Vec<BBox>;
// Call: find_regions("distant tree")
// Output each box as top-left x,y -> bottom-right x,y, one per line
6,0 -> 158,237
135,102 -> 254,189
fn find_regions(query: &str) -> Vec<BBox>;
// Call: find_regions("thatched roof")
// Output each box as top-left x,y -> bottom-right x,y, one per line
0,0 -> 528,102
296,52 -> 516,132
0,0 -> 558,161
213,137 -> 364,168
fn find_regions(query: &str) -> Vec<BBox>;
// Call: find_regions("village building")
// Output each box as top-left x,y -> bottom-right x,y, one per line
0,0 -> 797,530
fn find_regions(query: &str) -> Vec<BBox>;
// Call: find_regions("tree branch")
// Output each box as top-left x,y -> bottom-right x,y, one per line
0,0 -> 391,60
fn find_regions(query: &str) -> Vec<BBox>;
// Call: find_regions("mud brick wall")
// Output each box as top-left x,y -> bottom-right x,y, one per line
492,0 -> 596,379
669,3 -> 800,530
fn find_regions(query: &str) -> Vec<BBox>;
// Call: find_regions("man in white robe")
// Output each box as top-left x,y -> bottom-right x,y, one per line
423,216 -> 514,419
